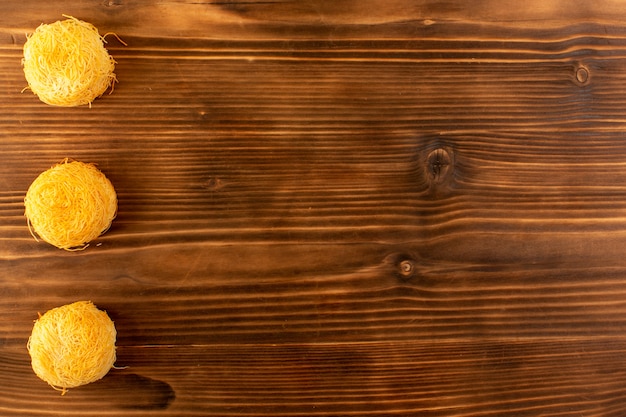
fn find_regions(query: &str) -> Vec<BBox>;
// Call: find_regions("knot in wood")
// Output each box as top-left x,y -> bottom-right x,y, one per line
202,177 -> 224,191
103,0 -> 123,6
426,147 -> 452,185
386,252 -> 419,282
399,260 -> 414,278
575,65 -> 589,85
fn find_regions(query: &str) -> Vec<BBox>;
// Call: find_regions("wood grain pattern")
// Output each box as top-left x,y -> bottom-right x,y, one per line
5,340 -> 626,416
3,0 -> 626,415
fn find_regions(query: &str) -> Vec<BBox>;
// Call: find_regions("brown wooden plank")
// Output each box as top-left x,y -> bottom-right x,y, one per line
4,0 -> 626,415
5,253 -> 626,346
3,340 -> 626,416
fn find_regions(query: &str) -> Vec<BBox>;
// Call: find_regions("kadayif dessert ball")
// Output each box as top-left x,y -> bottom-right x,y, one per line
24,159 -> 117,250
22,16 -> 119,106
28,301 -> 117,394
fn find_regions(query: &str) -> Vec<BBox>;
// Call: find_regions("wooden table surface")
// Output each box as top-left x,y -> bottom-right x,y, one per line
3,0 -> 626,415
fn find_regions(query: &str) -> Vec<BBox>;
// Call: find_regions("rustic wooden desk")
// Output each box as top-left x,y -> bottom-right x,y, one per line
3,1 -> 626,415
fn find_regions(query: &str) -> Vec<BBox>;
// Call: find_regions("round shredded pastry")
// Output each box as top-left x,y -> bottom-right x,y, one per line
24,158 -> 117,251
27,301 -> 117,395
22,15 -> 118,106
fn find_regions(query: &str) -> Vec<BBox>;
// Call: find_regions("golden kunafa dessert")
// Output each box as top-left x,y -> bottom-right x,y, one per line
22,15 -> 121,106
28,301 -> 117,395
24,159 -> 117,250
